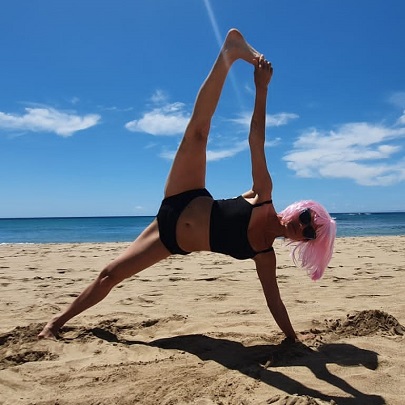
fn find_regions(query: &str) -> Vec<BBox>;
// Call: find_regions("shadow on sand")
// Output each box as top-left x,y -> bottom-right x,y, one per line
87,328 -> 385,405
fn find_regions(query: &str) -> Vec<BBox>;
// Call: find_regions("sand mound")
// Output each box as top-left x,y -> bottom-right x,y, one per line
1,349 -> 58,369
324,310 -> 405,337
0,323 -> 44,346
0,323 -> 58,370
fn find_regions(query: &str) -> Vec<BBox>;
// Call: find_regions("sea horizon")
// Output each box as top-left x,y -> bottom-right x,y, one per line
1,212 -> 405,244
2,209 -> 405,220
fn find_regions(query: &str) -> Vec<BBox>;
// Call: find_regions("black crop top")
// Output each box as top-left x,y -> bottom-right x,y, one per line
209,196 -> 274,260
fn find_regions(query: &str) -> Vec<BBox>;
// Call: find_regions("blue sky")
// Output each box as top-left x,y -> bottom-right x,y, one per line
1,1 -> 405,218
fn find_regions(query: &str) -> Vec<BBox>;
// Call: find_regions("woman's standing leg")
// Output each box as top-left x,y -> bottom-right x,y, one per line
38,220 -> 169,339
164,29 -> 261,197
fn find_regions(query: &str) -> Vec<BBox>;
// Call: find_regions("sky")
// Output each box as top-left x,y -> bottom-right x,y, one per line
1,0 -> 405,218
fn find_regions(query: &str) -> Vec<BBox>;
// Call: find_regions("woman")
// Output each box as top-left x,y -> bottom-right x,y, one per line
39,29 -> 336,341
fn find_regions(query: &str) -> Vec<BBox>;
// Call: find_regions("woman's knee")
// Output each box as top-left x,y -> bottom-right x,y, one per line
186,119 -> 211,141
98,262 -> 126,288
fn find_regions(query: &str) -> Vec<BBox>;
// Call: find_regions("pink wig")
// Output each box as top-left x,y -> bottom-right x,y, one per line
279,200 -> 336,281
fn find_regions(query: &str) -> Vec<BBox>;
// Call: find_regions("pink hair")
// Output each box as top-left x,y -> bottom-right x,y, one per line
279,200 -> 336,281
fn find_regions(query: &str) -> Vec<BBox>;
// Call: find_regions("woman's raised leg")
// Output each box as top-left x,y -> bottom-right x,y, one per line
164,29 -> 261,197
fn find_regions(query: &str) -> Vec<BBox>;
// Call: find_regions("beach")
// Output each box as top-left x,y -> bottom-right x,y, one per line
0,236 -> 404,405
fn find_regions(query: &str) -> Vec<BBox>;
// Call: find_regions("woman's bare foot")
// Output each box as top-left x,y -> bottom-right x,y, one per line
38,318 -> 60,340
221,28 -> 262,65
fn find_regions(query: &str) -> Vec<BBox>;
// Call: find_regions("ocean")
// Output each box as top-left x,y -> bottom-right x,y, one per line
1,212 -> 405,244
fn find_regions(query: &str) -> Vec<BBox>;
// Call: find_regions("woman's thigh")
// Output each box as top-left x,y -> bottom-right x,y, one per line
164,123 -> 209,198
105,220 -> 170,283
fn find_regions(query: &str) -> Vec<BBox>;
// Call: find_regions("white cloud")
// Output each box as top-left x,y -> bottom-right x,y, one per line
127,108 -> 297,137
283,120 -> 405,186
125,102 -> 190,136
229,112 -> 299,127
127,91 -> 293,159
126,87 -> 298,138
0,107 -> 100,136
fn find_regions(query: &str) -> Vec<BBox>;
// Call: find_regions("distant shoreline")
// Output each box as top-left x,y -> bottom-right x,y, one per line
2,235 -> 405,247
1,213 -> 405,243
2,211 -> 405,220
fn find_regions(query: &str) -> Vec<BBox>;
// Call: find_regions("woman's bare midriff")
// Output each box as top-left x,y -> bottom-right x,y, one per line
176,196 -> 214,252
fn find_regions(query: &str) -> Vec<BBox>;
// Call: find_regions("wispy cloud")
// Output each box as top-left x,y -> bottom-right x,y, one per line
206,140 -> 249,161
229,112 -> 299,127
388,91 -> 405,109
150,89 -> 168,104
70,97 -> 80,105
0,107 -> 100,136
98,105 -> 133,112
398,111 -> 405,125
284,118 -> 405,186
125,90 -> 190,136
160,140 -> 250,162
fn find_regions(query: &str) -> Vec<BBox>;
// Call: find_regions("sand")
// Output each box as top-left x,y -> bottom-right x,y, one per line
0,236 -> 404,405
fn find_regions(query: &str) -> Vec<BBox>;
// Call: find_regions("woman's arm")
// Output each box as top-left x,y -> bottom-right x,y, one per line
254,252 -> 297,340
248,58 -> 274,200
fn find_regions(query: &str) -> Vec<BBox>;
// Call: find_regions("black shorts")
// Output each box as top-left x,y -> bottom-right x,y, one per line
156,188 -> 212,255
